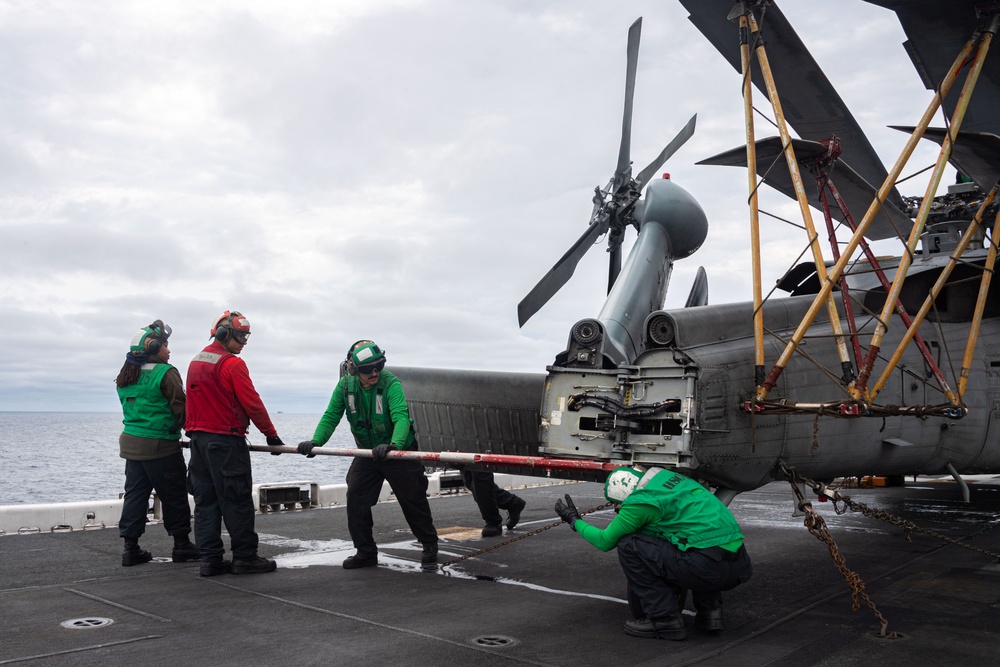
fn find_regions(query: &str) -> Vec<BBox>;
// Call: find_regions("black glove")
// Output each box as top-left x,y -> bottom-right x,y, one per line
372,443 -> 392,462
266,435 -> 284,455
297,441 -> 317,458
554,494 -> 581,530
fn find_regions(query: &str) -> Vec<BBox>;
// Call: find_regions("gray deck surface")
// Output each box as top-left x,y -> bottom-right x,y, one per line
2,477 -> 999,666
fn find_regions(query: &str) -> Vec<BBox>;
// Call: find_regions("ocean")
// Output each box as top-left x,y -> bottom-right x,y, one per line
0,412 -> 358,505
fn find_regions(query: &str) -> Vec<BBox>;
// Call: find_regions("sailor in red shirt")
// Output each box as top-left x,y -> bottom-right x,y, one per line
185,310 -> 285,576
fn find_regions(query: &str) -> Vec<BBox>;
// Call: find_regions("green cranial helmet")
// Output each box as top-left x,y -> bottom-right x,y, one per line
604,467 -> 643,503
351,342 -> 385,367
129,319 -> 170,354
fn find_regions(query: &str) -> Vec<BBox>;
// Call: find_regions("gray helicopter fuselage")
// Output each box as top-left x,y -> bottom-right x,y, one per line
539,277 -> 1000,490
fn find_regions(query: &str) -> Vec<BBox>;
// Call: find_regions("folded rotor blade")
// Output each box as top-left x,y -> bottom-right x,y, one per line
698,136 -> 913,240
635,114 -> 697,190
684,266 -> 708,307
517,219 -> 606,327
615,18 -> 642,186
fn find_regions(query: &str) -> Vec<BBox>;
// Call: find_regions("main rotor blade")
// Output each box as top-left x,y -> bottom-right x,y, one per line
517,219 -> 606,327
615,18 -> 642,184
635,114 -> 697,189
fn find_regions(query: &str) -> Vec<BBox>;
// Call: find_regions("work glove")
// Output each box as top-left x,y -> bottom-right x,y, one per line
554,494 -> 581,531
372,443 -> 392,462
297,441 -> 317,458
266,435 -> 284,456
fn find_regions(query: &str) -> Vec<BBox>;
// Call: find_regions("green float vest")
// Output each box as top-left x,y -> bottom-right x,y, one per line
629,470 -> 744,550
342,371 -> 415,449
118,363 -> 181,440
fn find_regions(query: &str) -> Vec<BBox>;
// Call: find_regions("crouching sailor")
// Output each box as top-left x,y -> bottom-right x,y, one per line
554,467 -> 752,640
114,320 -> 199,566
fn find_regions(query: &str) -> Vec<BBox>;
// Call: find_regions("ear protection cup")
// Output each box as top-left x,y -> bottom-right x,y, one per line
212,310 -> 246,344
136,320 -> 169,356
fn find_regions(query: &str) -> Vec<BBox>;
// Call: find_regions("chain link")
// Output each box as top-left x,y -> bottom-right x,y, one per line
439,502 -> 614,569
787,478 -> 895,638
783,462 -> 1000,638
784,463 -> 1000,561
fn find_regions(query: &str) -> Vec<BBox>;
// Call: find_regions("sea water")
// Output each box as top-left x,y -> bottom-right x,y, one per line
0,412 -> 357,505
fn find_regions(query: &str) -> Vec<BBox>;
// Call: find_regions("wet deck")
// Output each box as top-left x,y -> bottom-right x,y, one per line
2,476 -> 999,666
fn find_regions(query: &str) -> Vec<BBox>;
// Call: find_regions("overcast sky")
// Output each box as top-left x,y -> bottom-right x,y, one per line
0,0 -> 946,412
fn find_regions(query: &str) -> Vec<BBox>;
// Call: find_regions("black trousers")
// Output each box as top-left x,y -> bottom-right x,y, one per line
346,456 -> 437,558
617,533 -> 753,619
119,452 -> 192,539
187,432 -> 259,562
462,470 -> 519,526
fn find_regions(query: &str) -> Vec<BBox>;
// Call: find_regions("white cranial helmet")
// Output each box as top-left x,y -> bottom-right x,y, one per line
604,467 -> 643,503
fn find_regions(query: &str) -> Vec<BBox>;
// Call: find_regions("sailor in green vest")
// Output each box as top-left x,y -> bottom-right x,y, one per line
555,466 -> 752,640
297,341 -> 439,570
114,320 -> 199,566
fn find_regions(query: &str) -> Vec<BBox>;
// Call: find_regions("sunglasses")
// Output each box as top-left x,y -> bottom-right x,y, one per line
357,360 -> 385,375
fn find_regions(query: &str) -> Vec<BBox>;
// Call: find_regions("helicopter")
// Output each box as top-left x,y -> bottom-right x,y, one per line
382,0 -> 1000,501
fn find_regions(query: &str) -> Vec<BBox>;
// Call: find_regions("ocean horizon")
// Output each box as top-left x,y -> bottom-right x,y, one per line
0,411 -> 358,505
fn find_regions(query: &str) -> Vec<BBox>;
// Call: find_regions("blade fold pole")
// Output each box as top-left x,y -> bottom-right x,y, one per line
960,199 -> 1000,398
757,35 -> 976,402
741,14 -> 766,387
247,445 -> 620,473
866,22 -> 996,403
746,9 -> 852,391
870,186 -> 998,403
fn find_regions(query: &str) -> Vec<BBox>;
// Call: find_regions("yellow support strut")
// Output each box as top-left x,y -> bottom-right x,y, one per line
740,14 -> 765,387
870,186 -> 998,404
745,8 -> 852,387
865,22 -> 996,403
756,33 -> 978,403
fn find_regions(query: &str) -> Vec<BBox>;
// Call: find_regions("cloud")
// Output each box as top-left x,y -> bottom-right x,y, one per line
0,0 -> 944,411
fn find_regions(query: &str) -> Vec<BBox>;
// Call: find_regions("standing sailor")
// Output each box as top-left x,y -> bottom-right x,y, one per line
114,319 -> 199,566
297,341 -> 439,570
555,467 -> 752,640
462,470 -> 527,537
185,310 -> 285,576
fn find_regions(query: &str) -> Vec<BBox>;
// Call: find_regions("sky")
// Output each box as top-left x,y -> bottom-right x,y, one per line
0,0 -> 947,412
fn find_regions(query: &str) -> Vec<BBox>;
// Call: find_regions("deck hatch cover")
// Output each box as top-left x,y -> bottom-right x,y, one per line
61,617 -> 114,629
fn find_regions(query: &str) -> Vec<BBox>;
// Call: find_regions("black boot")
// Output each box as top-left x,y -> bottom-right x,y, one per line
421,542 -> 438,571
505,496 -> 526,530
624,612 -> 687,640
122,537 -> 152,567
171,535 -> 201,562
693,592 -> 724,632
232,555 -> 277,574
481,524 -> 503,537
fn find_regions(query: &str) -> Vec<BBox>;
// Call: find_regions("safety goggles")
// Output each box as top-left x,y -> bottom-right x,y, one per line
232,330 -> 250,345
357,360 -> 385,375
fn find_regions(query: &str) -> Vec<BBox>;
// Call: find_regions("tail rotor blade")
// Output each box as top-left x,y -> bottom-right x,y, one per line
518,219 -> 606,327
634,114 -> 697,190
615,18 -> 642,185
